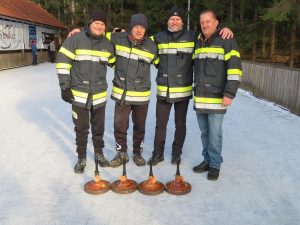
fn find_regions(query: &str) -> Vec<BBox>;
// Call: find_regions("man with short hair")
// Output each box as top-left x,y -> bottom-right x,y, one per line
148,6 -> 233,166
192,10 -> 242,180
107,14 -> 159,167
56,10 -> 115,174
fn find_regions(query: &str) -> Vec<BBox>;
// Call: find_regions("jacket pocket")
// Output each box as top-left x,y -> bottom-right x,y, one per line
113,70 -> 126,87
204,83 -> 224,95
204,58 -> 218,77
156,71 -> 167,84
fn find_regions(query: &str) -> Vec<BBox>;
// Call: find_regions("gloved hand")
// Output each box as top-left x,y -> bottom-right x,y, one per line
61,88 -> 73,103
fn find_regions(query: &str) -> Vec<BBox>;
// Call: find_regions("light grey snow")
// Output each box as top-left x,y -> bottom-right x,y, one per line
0,63 -> 299,225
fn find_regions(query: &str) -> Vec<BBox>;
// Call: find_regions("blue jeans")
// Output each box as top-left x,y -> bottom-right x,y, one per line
196,113 -> 225,169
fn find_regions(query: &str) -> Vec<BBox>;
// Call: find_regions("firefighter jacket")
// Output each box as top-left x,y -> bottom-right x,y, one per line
56,29 -> 115,109
106,32 -> 159,105
193,31 -> 242,114
151,29 -> 196,103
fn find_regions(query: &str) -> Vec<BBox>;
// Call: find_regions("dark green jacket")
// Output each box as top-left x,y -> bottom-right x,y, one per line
56,29 -> 115,109
193,31 -> 242,114
108,32 -> 159,105
152,29 -> 196,103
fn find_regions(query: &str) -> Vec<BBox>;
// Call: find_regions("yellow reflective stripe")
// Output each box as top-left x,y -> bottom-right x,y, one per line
169,86 -> 192,93
194,47 -> 224,55
157,85 -> 192,93
93,92 -> 107,100
158,42 -> 194,49
131,48 -> 155,60
115,45 -> 131,53
71,89 -> 88,98
59,47 -> 75,60
113,86 -> 124,95
227,69 -> 242,76
149,36 -> 154,41
157,86 -> 168,91
56,63 -> 72,69
194,96 -> 223,104
126,90 -> 150,97
224,50 -> 240,61
113,86 -> 150,97
106,32 -> 112,40
109,56 -> 116,64
153,57 -> 160,65
75,49 -> 111,58
116,45 -> 154,60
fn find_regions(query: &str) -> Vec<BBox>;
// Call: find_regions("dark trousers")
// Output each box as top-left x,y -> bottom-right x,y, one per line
153,99 -> 189,157
32,54 -> 37,65
72,105 -> 105,158
114,103 -> 149,154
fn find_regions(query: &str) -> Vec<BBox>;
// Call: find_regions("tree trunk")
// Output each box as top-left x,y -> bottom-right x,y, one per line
229,0 -> 234,22
239,0 -> 244,22
70,0 -> 76,27
289,22 -> 296,67
269,22 -> 276,59
252,0 -> 258,60
107,3 -> 112,29
57,3 -> 61,21
83,2 -> 87,27
262,28 -> 267,58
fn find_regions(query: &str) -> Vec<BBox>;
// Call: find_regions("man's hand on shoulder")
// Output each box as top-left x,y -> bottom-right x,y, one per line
68,28 -> 81,37
219,27 -> 233,39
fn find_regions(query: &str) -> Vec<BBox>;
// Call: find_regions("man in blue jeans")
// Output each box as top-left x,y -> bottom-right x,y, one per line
192,10 -> 242,180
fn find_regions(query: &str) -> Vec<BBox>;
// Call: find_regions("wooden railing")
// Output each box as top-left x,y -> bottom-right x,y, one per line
241,61 -> 300,116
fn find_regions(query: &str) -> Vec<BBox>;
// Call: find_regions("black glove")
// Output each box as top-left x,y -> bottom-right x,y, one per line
61,88 -> 73,103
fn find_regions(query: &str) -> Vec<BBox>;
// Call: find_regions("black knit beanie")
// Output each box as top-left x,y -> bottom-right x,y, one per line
166,6 -> 185,22
130,13 -> 148,30
88,10 -> 107,26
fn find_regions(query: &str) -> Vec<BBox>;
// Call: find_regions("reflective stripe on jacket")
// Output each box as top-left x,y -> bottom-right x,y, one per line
56,29 -> 115,109
193,32 -> 242,114
107,32 -> 158,105
151,29 -> 196,103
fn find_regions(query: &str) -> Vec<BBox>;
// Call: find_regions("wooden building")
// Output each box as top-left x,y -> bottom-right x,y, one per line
0,0 -> 66,69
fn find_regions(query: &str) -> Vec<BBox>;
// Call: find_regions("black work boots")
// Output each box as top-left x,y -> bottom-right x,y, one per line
147,154 -> 164,166
171,155 -> 181,165
133,154 -> 146,166
193,161 -> 209,173
96,153 -> 109,167
109,151 -> 129,168
74,158 -> 86,174
193,161 -> 220,180
207,167 -> 220,180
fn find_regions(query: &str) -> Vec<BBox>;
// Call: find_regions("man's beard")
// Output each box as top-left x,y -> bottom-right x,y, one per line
168,25 -> 183,32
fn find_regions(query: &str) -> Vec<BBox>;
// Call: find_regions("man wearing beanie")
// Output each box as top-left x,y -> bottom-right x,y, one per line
148,6 -> 233,166
107,13 -> 159,167
56,10 -> 115,173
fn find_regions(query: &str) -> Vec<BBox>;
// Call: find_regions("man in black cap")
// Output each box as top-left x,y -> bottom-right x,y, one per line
107,13 -> 159,167
148,6 -> 233,166
56,10 -> 115,173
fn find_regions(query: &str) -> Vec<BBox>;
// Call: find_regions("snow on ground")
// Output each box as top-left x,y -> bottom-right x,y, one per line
0,63 -> 299,225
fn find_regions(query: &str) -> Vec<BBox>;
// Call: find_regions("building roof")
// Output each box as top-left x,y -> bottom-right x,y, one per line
0,0 -> 65,29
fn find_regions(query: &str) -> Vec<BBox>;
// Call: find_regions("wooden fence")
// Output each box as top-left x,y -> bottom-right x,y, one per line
0,50 -> 49,70
241,61 -> 300,116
